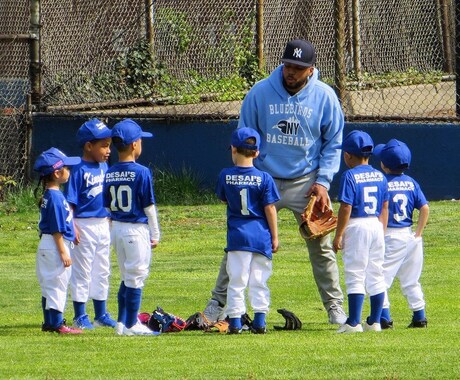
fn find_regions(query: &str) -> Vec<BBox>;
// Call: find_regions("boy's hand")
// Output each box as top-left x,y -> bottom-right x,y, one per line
151,239 -> 159,249
272,237 -> 279,253
60,252 -> 72,267
332,235 -> 342,253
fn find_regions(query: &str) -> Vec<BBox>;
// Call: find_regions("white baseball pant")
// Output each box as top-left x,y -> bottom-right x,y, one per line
342,217 -> 386,296
111,221 -> 151,289
383,227 -> 425,311
36,234 -> 72,312
226,250 -> 272,318
70,218 -> 111,302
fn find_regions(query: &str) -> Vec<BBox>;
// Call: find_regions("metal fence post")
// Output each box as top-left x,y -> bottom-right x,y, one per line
334,0 -> 347,105
256,0 -> 264,71
29,0 -> 41,110
456,0 -> 460,117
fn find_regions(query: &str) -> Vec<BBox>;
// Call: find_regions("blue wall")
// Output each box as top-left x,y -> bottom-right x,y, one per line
31,116 -> 460,200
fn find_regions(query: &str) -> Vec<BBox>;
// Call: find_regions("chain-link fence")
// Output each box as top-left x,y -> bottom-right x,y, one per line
0,1 -> 30,192
0,0 -> 459,186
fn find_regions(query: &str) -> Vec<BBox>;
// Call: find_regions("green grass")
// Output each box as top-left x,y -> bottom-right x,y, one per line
0,201 -> 459,379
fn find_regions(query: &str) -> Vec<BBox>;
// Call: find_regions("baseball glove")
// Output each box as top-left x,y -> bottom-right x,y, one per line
299,195 -> 337,240
144,306 -> 186,333
184,312 -> 211,331
273,308 -> 302,330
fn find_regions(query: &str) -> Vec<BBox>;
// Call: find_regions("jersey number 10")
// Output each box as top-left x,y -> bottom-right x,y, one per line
109,185 -> 132,212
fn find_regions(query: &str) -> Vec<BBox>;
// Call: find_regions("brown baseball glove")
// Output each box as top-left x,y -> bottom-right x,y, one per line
299,195 -> 337,240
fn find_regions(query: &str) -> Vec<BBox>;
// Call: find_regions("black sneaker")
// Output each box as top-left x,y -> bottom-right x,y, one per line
380,319 -> 394,330
407,319 -> 428,329
227,327 -> 242,335
408,319 -> 427,328
41,323 -> 53,332
250,326 -> 267,334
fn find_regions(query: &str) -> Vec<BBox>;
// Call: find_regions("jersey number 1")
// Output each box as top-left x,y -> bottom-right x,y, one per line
239,188 -> 249,215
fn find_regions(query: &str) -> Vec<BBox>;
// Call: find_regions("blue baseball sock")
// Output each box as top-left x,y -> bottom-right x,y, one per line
93,299 -> 106,319
117,281 -> 127,324
42,297 -> 50,326
413,309 -> 426,322
229,317 -> 242,330
73,301 -> 86,319
381,308 -> 391,322
347,293 -> 365,326
253,312 -> 266,329
49,308 -> 64,329
125,287 -> 142,329
368,292 -> 385,325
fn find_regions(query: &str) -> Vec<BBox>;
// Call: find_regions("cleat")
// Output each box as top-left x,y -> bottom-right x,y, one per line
328,304 -> 347,325
93,313 -> 117,328
337,323 -> 363,333
250,326 -> 267,334
363,321 -> 382,332
227,327 -> 242,335
380,319 -> 394,330
115,322 -> 124,336
408,319 -> 427,328
41,323 -> 53,332
123,321 -> 160,336
54,321 -> 83,335
73,314 -> 94,330
203,299 -> 225,325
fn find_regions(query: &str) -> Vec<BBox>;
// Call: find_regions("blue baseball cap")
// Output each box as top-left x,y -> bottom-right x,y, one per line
281,39 -> 316,67
374,139 -> 411,170
33,147 -> 81,176
77,118 -> 112,147
232,128 -> 260,150
341,130 -> 374,156
111,119 -> 153,145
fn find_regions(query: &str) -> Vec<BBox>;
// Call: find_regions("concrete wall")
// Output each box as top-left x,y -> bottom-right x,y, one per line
31,116 -> 460,200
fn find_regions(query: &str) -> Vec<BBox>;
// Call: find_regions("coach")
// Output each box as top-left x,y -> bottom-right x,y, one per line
204,39 -> 347,325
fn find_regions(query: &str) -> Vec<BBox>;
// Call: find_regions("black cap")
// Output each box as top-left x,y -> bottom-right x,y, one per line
281,39 -> 316,67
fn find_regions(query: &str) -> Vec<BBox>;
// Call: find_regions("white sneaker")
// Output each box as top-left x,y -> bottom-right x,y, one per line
123,322 -> 159,336
363,321 -> 382,332
328,304 -> 347,325
115,322 -> 124,336
337,323 -> 363,333
203,299 -> 225,325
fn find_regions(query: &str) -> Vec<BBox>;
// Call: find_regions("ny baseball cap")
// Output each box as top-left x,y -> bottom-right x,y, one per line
232,127 -> 260,150
281,39 -> 316,67
340,130 -> 374,156
374,139 -> 411,170
111,118 -> 153,145
77,118 -> 112,147
33,147 -> 81,176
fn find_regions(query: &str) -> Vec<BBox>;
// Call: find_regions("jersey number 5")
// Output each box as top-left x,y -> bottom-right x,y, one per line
364,186 -> 378,215
109,185 -> 132,212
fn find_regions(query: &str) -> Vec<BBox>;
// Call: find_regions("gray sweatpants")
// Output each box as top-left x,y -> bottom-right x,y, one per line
211,171 -> 344,311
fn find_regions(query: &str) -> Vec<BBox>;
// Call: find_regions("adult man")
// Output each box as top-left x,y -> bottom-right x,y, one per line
205,39 -> 346,325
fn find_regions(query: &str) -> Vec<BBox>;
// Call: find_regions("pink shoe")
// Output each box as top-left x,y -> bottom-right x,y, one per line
54,322 -> 83,335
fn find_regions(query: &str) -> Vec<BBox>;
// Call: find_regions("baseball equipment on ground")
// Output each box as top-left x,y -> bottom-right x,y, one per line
184,312 -> 211,331
299,195 -> 337,240
140,307 -> 186,333
207,320 -> 229,333
273,308 -> 302,330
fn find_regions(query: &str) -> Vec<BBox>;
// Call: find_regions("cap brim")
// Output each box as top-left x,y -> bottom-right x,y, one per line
281,59 -> 313,67
141,132 -> 153,138
62,157 -> 81,166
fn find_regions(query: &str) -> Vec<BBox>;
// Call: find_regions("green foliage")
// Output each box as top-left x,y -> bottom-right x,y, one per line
0,186 -> 39,215
0,175 -> 17,202
153,165 -> 218,205
155,8 -> 193,54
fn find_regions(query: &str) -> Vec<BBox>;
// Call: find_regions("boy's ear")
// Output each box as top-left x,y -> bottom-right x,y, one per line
254,150 -> 260,158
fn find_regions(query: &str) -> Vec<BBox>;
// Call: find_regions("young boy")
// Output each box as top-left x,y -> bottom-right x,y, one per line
373,139 -> 429,329
64,118 -> 117,330
34,147 -> 83,334
103,118 -> 160,336
216,127 -> 280,334
333,130 -> 389,333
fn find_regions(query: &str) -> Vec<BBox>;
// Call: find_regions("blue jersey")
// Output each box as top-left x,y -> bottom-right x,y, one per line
215,166 -> 280,259
38,189 -> 75,241
338,164 -> 389,218
64,160 -> 109,218
386,173 -> 427,228
103,161 -> 155,224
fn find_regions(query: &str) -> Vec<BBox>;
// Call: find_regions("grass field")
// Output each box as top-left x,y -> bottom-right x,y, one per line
0,200 -> 459,379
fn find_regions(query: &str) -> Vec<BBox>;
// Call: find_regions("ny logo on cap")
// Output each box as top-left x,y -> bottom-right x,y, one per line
293,48 -> 302,59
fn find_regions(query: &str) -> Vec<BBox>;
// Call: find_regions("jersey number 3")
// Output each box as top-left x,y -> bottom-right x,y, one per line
109,185 -> 132,212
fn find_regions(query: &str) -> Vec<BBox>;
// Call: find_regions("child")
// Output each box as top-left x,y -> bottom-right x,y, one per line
373,139 -> 429,328
215,127 -> 280,334
103,118 -> 160,336
333,130 -> 389,333
34,147 -> 83,334
64,118 -> 117,329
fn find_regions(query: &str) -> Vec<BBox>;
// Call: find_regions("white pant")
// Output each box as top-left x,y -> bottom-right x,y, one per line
383,228 -> 425,311
342,217 -> 386,296
111,221 -> 151,289
70,218 -> 111,302
226,251 -> 272,318
36,234 -> 72,312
